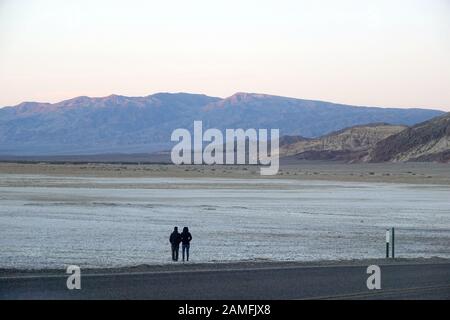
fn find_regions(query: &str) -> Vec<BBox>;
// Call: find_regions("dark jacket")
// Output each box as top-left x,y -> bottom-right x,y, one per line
170,231 -> 182,246
180,232 -> 192,245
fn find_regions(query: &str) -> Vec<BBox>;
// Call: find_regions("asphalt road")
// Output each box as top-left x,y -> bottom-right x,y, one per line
1,263 -> 449,300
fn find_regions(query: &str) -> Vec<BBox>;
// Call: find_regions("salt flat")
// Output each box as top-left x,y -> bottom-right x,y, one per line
0,173 -> 449,269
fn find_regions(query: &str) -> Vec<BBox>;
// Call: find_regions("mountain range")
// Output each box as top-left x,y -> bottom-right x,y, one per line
0,92 -> 445,156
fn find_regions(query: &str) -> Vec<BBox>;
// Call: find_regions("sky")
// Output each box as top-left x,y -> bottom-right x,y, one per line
1,0 -> 450,110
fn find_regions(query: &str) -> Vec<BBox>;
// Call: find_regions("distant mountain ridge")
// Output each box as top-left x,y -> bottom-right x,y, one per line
0,92 -> 444,155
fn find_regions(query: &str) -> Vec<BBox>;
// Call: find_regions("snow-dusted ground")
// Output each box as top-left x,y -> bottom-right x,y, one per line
0,175 -> 449,269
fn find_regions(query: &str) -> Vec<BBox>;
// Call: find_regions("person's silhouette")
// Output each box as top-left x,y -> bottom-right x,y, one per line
169,227 -> 182,261
181,227 -> 192,262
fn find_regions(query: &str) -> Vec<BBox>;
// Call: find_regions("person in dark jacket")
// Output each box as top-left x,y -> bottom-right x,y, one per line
180,227 -> 192,262
169,227 -> 182,261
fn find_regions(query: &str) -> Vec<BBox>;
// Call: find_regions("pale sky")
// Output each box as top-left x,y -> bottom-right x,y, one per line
1,0 -> 450,110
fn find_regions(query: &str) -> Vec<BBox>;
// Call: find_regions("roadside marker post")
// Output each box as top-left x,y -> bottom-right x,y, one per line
391,227 -> 395,259
385,229 -> 390,258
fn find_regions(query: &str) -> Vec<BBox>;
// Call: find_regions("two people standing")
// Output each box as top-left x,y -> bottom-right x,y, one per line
169,226 -> 192,262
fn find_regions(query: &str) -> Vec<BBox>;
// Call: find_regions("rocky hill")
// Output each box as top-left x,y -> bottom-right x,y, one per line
280,124 -> 406,161
369,112 -> 450,162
